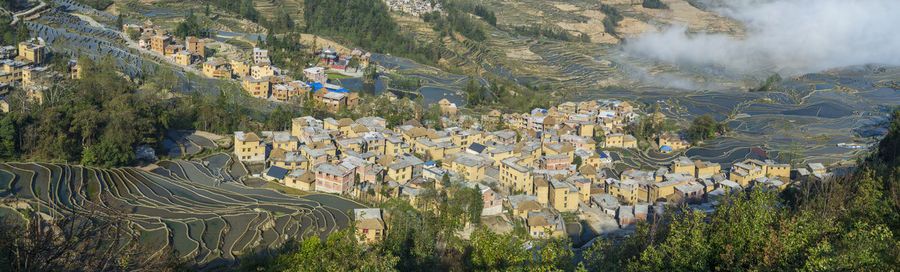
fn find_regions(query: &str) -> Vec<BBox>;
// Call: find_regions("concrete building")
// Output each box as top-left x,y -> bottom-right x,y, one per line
202,57 -> 231,79
303,66 -> 328,84
285,169 -> 316,191
354,208 -> 385,244
17,39 -> 46,64
185,36 -> 205,57
234,131 -> 266,163
315,163 -> 354,194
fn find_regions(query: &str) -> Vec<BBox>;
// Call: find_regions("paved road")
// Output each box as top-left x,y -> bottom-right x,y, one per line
8,0 -> 47,26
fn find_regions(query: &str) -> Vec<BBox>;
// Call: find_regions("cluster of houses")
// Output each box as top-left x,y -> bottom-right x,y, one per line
203,44 -> 365,110
0,38 -> 82,112
498,100 -> 638,149
233,96 -> 836,240
233,98 -> 623,239
597,157 -> 832,227
126,20 -> 370,110
383,0 -> 443,16
124,21 -> 207,66
318,46 -> 370,73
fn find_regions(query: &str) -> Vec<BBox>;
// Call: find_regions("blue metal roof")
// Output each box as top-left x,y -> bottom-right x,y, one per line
309,82 -> 323,92
424,161 -> 436,166
597,151 -> 608,158
468,143 -> 486,153
265,166 -> 289,180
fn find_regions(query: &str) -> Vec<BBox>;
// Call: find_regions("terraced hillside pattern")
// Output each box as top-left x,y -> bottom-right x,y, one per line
0,154 -> 363,266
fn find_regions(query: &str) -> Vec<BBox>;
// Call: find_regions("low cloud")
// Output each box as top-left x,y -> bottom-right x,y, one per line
623,0 -> 900,76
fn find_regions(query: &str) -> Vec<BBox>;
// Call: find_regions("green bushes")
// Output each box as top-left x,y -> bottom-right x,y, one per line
753,73 -> 783,92
687,114 -> 727,144
510,24 -> 579,41
642,0 -> 669,9
173,12 -> 207,39
600,4 -> 623,37
72,0 -> 114,10
304,0 -> 440,65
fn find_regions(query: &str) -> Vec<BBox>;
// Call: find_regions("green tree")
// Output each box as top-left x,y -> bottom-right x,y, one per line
600,4 -> 623,37
0,115 -> 18,159
173,11 -> 206,39
81,138 -> 134,168
468,228 -> 528,269
303,0 -> 441,64
572,156 -> 582,169
687,114 -> 725,144
754,73 -> 783,92
642,0 -> 669,9
441,173 -> 451,188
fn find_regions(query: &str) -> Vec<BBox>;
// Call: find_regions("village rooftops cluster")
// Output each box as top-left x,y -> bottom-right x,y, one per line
0,38 -> 80,112
225,44 -> 367,110
124,21 -> 206,65
499,99 -> 639,149
128,20 -> 371,110
235,98 -> 836,238
600,155 -> 834,228
383,0 -> 443,17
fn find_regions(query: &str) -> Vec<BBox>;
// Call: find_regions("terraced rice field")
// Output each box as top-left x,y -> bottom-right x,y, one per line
589,65 -> 900,167
0,156 -> 364,265
163,131 -> 219,158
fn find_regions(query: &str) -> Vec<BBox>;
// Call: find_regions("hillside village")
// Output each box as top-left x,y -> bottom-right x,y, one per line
0,37 -> 82,112
0,7 -> 841,243
0,0 -> 896,270
233,84 -> 835,239
123,21 -> 367,111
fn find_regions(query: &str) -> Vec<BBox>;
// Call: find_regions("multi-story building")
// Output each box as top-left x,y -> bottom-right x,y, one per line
604,133 -> 638,149
230,59 -> 251,78
438,98 -> 457,116
150,34 -> 172,54
185,36 -> 205,57
174,51 -> 192,66
448,153 -> 490,182
549,179 -> 579,212
21,66 -> 49,88
252,47 -> 269,64
234,131 -> 266,163
354,208 -> 385,244
670,157 -> 695,177
271,84 -> 299,101
658,132 -> 690,153
251,64 -> 276,79
527,211 -> 563,238
241,76 -> 270,98
269,149 -> 309,171
694,160 -> 721,179
303,66 -> 328,84
314,90 -> 359,112
315,163 -> 354,194
380,154 -> 424,184
202,57 -> 231,79
284,169 -> 316,191
17,39 -> 45,64
500,157 -> 533,194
